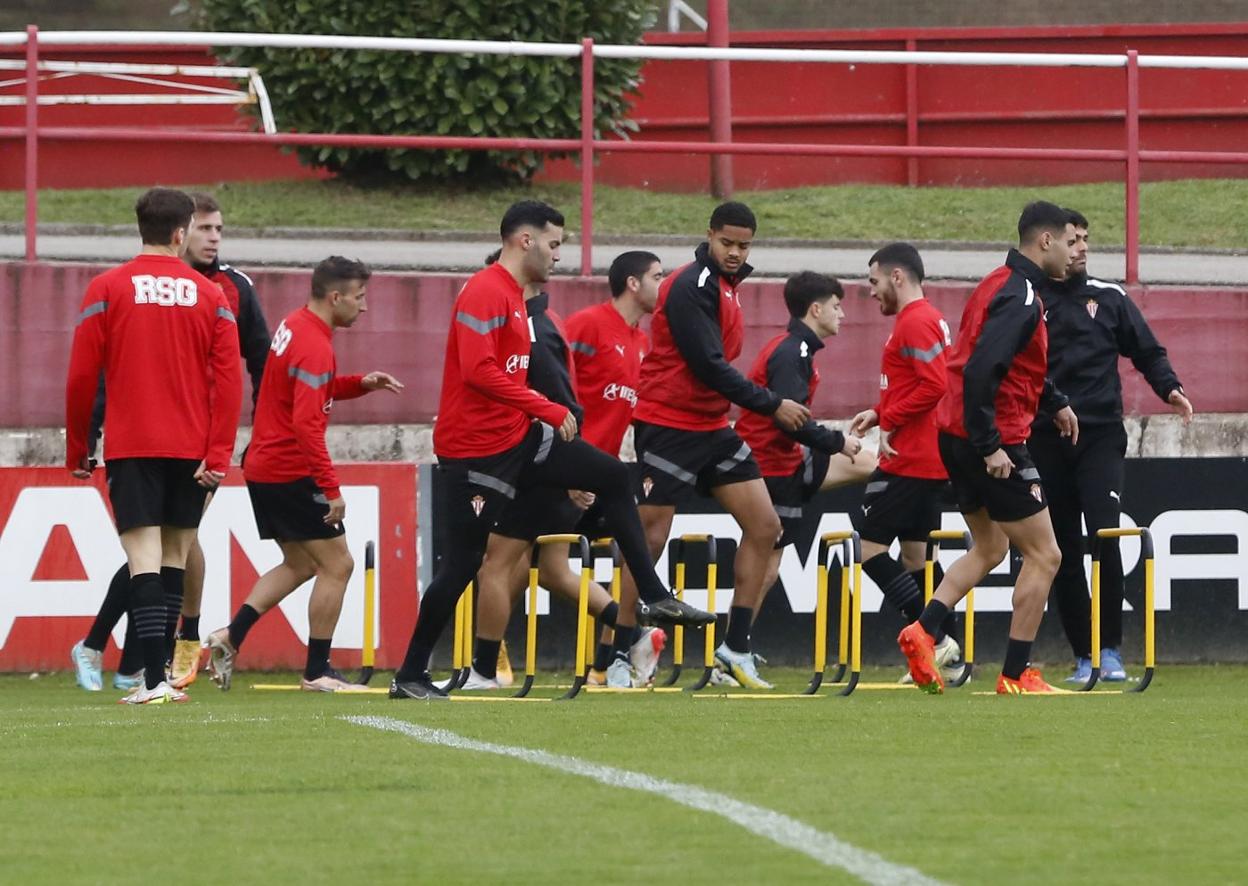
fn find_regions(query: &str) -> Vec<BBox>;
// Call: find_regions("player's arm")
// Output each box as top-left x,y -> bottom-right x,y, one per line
65,283 -> 109,473
204,295 -> 244,476
455,290 -> 569,428
962,286 -> 1037,456
1116,292 -> 1185,404
764,343 -> 846,455
665,284 -> 782,416
289,351 -> 344,501
878,317 -> 948,432
233,273 -> 271,411
331,374 -> 368,400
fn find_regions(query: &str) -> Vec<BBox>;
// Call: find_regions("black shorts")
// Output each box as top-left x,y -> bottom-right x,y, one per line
850,469 -> 947,546
247,477 -> 345,541
938,432 -> 1047,523
633,420 -> 762,506
492,485 -> 585,542
106,457 -> 210,534
764,447 -> 831,548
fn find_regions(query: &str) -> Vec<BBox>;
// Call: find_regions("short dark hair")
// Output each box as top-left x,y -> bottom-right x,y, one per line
500,200 -> 565,239
484,248 -> 502,266
1017,200 -> 1071,244
784,271 -> 843,319
1065,207 -> 1090,229
608,250 -> 661,298
709,201 -> 757,233
189,192 -> 220,216
311,256 -> 371,300
868,242 -> 925,283
135,187 -> 194,246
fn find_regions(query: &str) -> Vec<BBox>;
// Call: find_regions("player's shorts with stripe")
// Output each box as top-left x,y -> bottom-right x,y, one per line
247,476 -> 346,541
764,447 -> 831,548
632,420 -> 762,507
850,468 -> 948,546
492,484 -> 585,542
106,457 -> 210,534
938,431 -> 1047,523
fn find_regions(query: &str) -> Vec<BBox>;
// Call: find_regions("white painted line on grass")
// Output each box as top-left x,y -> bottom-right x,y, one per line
345,715 -> 948,886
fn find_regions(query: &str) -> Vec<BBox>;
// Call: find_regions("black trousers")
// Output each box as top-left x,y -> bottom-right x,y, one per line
1028,422 -> 1128,658
398,425 -> 668,679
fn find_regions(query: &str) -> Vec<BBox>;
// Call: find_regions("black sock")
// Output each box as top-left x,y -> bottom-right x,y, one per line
129,573 -> 168,690
178,615 -> 200,643
725,606 -> 751,654
631,624 -> 643,646
912,564 -> 953,643
593,641 -> 614,672
864,554 -> 923,623
160,567 -> 185,658
1003,638 -> 1032,680
85,564 -> 131,652
304,637 -> 332,680
473,638 -> 501,680
917,600 -> 949,640
599,601 -> 619,629
612,625 -> 634,662
228,604 -> 261,651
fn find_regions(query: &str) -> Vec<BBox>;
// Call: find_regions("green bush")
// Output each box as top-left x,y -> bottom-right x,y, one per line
198,0 -> 656,184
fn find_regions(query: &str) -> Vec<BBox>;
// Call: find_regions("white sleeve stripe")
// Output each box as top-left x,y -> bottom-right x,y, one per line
1086,277 -> 1127,296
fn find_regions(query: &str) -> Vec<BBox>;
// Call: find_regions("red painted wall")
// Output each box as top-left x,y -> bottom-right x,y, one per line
2,261 -> 1236,427
3,24 -> 1248,191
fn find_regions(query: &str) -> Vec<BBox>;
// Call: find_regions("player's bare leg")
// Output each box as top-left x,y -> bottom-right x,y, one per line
821,449 -> 879,490
710,478 -> 781,687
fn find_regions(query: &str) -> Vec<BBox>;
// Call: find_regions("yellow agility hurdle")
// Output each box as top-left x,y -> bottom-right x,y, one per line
660,534 -> 719,691
925,530 -> 974,687
805,530 -> 861,697
448,580 -> 474,691
513,534 -> 594,700
354,540 -> 377,685
575,538 -> 621,677
1077,527 -> 1155,693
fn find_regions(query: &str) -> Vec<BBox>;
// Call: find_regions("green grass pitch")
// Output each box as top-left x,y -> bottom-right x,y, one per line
2,665 -> 1243,884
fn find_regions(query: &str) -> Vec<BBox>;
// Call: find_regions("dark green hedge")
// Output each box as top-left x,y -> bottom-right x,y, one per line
198,0 -> 656,183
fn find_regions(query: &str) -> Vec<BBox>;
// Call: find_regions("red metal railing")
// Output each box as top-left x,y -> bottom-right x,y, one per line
7,27 -> 1248,284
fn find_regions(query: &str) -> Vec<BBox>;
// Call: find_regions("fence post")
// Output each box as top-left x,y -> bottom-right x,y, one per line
706,0 -> 733,198
580,38 -> 594,278
905,37 -> 918,187
1125,49 -> 1140,286
24,24 -> 39,262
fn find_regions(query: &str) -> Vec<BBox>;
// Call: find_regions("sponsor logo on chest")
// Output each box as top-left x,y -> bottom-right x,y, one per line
602,383 -> 638,406
504,354 -> 530,374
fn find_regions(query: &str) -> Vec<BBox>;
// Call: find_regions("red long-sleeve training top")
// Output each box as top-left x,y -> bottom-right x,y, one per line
875,299 -> 949,479
565,300 -> 649,456
65,252 -> 242,474
244,306 -> 365,501
433,262 -> 569,459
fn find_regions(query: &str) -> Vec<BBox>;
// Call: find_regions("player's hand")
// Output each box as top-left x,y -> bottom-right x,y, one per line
194,460 -> 225,489
983,448 -> 1015,479
849,408 -> 878,437
1053,405 -> 1079,445
558,410 -> 578,442
324,496 -> 346,525
878,428 -> 898,458
773,398 -> 811,432
568,489 -> 595,509
841,436 -> 863,462
71,456 -> 96,480
1168,389 -> 1193,425
361,371 -> 404,394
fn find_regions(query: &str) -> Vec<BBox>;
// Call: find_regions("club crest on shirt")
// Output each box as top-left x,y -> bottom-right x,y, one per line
470,494 -> 485,517
642,476 -> 654,498
1085,300 -> 1098,319
1030,484 -> 1043,502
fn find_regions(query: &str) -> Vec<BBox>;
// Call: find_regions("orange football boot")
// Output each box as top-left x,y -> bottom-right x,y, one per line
897,623 -> 944,694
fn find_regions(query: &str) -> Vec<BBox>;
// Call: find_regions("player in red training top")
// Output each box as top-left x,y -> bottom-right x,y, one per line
631,202 -> 811,690
65,187 -> 243,705
897,201 -> 1079,695
847,243 -> 965,683
737,273 -> 870,625
204,257 -> 402,693
70,191 -> 273,694
390,201 -> 713,701
566,250 -> 667,687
